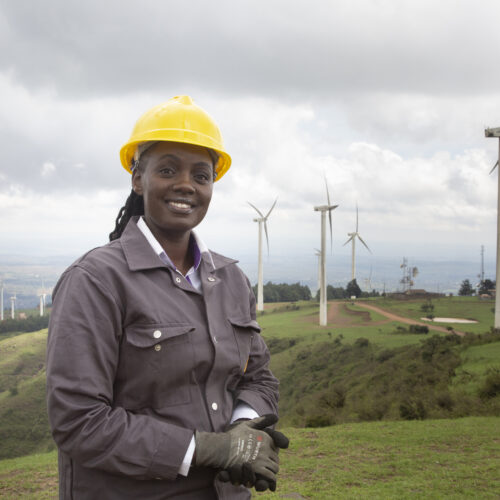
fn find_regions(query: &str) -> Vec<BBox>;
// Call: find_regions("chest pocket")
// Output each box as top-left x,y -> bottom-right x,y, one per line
229,317 -> 261,373
115,323 -> 195,410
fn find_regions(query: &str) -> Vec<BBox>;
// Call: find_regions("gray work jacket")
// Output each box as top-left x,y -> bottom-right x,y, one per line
46,217 -> 279,499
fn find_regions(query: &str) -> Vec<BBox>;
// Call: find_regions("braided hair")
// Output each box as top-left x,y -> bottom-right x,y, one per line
109,189 -> 144,241
109,145 -> 219,241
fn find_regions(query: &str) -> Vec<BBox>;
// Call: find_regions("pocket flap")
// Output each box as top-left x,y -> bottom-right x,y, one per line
125,323 -> 194,348
228,317 -> 261,333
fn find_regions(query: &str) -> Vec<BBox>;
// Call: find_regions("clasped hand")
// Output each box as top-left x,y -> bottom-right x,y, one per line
194,414 -> 289,491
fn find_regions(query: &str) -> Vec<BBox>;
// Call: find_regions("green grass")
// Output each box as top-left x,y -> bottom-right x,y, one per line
254,417 -> 500,499
0,450 -> 57,499
452,342 -> 500,395
1,418 -> 498,499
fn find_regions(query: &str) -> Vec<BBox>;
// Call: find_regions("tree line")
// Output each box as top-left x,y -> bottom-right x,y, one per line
252,282 -> 312,302
252,279 -> 380,303
0,314 -> 50,334
459,279 -> 495,296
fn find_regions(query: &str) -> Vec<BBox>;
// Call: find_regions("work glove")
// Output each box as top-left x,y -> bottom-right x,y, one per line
195,414 -> 280,488
217,415 -> 290,491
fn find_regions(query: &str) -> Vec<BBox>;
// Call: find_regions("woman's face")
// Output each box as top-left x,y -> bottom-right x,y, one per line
132,141 -> 214,239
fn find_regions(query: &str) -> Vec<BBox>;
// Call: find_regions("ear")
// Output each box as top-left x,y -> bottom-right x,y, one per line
131,168 -> 144,196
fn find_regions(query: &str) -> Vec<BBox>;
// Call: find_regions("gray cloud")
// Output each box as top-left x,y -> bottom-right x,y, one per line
1,0 -> 499,99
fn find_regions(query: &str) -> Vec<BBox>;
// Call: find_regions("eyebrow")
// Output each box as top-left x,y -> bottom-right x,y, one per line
155,153 -> 212,168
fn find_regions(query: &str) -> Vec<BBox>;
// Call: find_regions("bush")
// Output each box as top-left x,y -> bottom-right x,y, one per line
354,337 -> 370,348
399,399 -> 427,420
436,392 -> 455,411
377,349 -> 395,363
409,325 -> 429,334
478,369 -> 500,400
305,413 -> 333,427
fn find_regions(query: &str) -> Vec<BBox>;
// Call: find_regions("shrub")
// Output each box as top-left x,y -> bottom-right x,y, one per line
305,413 -> 332,427
409,325 -> 429,334
436,392 -> 455,411
354,337 -> 370,348
399,398 -> 427,420
478,369 -> 500,400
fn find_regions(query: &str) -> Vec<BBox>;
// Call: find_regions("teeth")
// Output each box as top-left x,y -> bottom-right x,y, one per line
170,201 -> 191,209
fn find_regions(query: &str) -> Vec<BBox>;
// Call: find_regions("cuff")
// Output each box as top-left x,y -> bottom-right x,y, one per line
230,401 -> 259,423
178,435 -> 195,476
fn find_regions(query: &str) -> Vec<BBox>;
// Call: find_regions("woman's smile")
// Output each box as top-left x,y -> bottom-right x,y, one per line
167,198 -> 195,213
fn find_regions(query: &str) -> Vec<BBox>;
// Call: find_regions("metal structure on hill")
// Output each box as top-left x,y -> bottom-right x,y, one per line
314,177 -> 338,326
400,258 -> 419,292
248,198 -> 278,312
343,205 -> 371,281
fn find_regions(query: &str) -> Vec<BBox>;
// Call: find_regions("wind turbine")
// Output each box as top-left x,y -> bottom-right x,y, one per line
485,127 -> 500,327
0,281 -> 3,321
314,249 -> 321,293
10,294 -> 16,320
343,205 -> 371,281
248,198 -> 278,312
39,293 -> 44,317
314,178 -> 338,326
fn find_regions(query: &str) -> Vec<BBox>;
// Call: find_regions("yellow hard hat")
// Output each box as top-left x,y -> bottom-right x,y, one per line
120,95 -> 231,181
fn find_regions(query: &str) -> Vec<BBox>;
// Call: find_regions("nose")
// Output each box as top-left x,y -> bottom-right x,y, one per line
172,169 -> 195,193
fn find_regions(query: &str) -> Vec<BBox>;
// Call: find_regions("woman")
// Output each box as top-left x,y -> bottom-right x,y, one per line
46,95 -> 286,499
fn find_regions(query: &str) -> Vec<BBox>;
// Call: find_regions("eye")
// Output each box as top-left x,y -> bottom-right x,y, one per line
193,169 -> 212,184
158,165 -> 176,176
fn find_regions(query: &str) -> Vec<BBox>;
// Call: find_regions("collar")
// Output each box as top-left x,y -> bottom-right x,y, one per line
120,216 -> 236,272
136,216 -> 204,271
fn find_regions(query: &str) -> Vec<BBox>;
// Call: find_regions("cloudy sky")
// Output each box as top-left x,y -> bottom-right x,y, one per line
1,0 -> 500,271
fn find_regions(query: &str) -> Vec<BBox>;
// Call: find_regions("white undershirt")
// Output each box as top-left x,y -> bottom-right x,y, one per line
136,217 -> 259,475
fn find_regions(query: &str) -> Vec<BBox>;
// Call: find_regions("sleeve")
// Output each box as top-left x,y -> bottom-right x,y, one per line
46,265 -> 193,481
232,275 -> 280,417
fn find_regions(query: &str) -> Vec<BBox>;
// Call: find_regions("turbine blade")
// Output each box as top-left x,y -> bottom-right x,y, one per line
356,204 -> 359,232
489,160 -> 499,175
357,234 -> 371,253
343,236 -> 353,246
328,207 -> 333,253
247,201 -> 264,218
264,220 -> 270,255
325,175 -> 331,206
265,197 -> 278,219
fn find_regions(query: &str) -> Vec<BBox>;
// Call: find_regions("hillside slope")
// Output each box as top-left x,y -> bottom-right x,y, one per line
0,417 -> 498,499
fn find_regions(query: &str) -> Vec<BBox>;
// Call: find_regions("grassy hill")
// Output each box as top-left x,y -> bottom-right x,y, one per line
0,296 -> 498,463
0,417 -> 498,499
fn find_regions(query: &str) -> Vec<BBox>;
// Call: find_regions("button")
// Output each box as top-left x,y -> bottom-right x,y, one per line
154,344 -> 162,352
153,330 -> 162,339
175,277 -> 181,283
211,402 -> 218,411
207,277 -> 216,282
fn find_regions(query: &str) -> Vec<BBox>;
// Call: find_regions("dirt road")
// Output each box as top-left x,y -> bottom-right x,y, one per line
354,301 -> 465,336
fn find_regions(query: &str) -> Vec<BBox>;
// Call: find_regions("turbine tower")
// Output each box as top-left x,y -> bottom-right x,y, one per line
10,294 -> 16,320
314,249 -> 321,293
485,126 -> 500,328
343,205 -> 371,281
0,281 -> 3,321
248,198 -> 278,312
314,178 -> 338,326
39,293 -> 44,317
